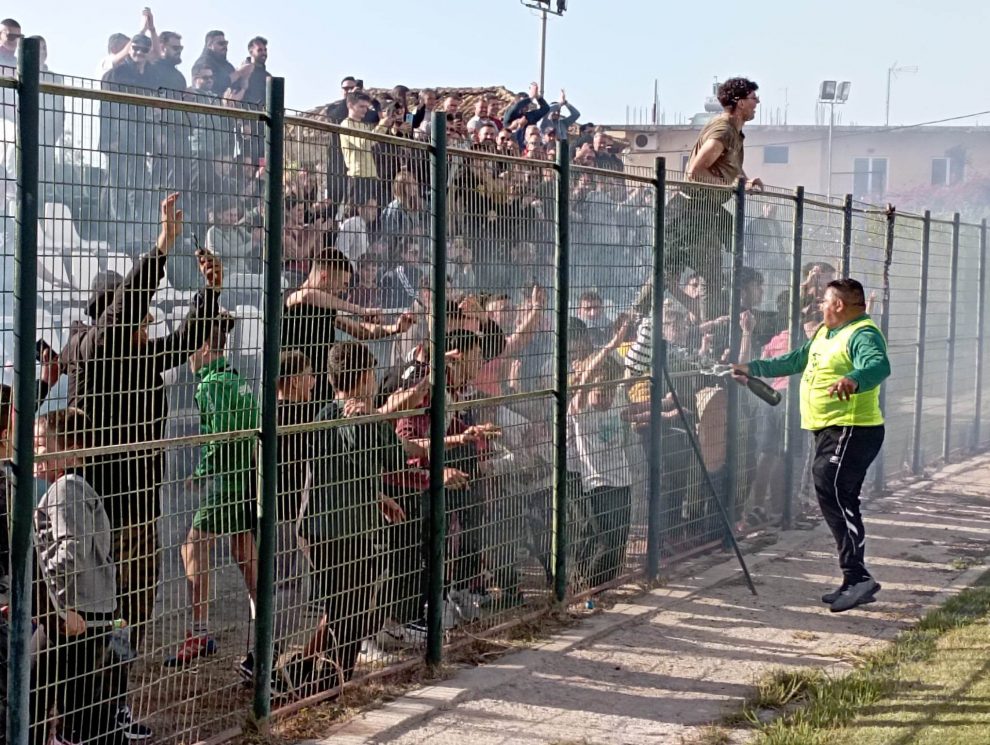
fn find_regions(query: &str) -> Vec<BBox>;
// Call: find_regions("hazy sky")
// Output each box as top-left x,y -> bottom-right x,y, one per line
11,0 -> 988,127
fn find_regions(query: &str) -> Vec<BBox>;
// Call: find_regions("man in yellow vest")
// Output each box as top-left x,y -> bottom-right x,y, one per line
732,278 -> 890,612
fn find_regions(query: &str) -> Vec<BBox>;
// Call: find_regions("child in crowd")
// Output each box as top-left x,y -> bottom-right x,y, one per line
33,407 -> 121,745
568,325 -> 633,587
168,314 -> 260,674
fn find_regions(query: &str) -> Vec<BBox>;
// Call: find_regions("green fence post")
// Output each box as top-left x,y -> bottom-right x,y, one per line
840,193 -> 853,277
426,112 -> 449,666
975,219 -> 987,449
552,140 -> 571,602
8,37 -> 40,745
724,177 -> 746,545
782,185 -> 804,529
943,213 -> 961,460
646,157 -> 665,580
912,211 -> 932,475
251,77 -> 285,725
873,206 -> 895,493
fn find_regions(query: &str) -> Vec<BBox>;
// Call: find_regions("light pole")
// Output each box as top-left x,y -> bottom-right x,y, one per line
818,80 -> 851,199
520,0 -> 567,94
885,62 -> 918,127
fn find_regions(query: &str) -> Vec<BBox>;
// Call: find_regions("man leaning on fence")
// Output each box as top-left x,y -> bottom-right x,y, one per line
667,77 -> 763,320
732,278 -> 890,613
48,194 -> 222,739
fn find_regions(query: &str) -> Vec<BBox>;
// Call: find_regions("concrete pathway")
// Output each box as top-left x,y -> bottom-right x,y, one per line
304,455 -> 990,745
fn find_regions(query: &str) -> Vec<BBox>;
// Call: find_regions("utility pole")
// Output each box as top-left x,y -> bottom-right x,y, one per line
886,62 -> 918,127
520,0 -> 567,94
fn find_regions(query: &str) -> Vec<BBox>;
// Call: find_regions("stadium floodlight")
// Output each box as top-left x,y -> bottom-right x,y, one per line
817,80 -> 852,199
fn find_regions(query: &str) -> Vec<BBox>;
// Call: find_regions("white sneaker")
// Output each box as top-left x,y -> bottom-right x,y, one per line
442,599 -> 461,629
376,619 -> 413,650
401,619 -> 429,645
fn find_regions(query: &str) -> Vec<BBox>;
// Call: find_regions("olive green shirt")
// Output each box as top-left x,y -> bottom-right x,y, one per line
688,113 -> 744,185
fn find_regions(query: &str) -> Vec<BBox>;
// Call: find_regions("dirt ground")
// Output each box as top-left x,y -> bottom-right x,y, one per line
302,454 -> 990,745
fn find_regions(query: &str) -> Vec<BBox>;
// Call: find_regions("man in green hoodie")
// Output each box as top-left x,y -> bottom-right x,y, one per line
167,312 -> 260,669
732,278 -> 890,613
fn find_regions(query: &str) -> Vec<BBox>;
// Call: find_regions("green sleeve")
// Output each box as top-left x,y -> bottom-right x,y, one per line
193,376 -> 223,478
846,326 -> 890,392
747,337 -> 812,379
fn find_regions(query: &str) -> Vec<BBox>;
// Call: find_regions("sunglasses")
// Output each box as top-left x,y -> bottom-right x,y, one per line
132,47 -> 151,54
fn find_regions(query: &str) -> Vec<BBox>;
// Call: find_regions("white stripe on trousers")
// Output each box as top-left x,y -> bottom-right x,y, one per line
831,426 -> 862,545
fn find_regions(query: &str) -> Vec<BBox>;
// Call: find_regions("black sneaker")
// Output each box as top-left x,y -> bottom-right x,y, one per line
272,654 -> 315,700
830,578 -> 881,613
821,582 -> 850,604
116,705 -> 152,741
237,652 -> 254,683
822,580 -> 881,605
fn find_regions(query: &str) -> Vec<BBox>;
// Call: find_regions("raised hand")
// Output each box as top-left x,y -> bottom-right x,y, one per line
157,193 -> 183,255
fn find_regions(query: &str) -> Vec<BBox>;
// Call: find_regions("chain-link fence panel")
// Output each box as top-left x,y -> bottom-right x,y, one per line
735,190 -> 796,530
920,218 -> 954,467
23,69 -> 270,743
880,214 -> 924,481
442,144 -> 559,627
565,163 -> 652,594
952,220 -> 981,456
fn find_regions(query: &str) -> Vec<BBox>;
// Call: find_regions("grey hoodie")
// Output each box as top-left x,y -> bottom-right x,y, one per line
539,101 -> 581,140
35,472 -> 117,626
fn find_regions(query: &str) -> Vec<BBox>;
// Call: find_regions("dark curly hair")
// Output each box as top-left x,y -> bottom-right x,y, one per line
717,77 -> 759,111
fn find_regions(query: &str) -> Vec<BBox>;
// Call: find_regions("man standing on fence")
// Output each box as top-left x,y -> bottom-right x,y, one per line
668,77 -> 762,319
732,278 -> 890,613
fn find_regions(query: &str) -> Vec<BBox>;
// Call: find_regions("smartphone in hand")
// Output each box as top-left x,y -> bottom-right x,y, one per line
192,233 -> 214,259
35,338 -> 58,363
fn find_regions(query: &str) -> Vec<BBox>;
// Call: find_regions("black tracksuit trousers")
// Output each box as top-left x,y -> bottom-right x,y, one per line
811,425 -> 885,584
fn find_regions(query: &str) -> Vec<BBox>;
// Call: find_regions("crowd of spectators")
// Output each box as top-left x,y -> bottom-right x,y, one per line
0,11 -> 873,745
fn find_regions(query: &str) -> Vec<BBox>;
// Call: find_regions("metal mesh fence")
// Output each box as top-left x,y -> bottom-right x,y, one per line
883,214 -> 924,478
3,52 -> 990,743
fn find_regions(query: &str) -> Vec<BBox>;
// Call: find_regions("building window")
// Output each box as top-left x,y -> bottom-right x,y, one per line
932,156 -> 964,186
764,145 -> 789,164
853,157 -> 888,199
681,154 -> 690,172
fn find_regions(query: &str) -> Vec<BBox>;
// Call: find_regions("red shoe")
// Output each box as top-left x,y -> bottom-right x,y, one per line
164,632 -> 218,667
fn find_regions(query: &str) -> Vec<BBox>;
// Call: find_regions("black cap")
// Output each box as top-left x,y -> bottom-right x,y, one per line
130,33 -> 152,49
86,270 -> 123,320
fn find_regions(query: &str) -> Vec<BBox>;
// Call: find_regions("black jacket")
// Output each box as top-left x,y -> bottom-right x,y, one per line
58,249 -> 219,525
99,58 -> 160,152
191,49 -> 236,99
151,60 -> 187,93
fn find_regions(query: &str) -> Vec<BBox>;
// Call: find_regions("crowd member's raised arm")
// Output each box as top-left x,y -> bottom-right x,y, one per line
502,284 -> 547,359
569,316 -> 633,414
287,286 -> 380,321
334,311 -> 415,341
60,193 -> 181,373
